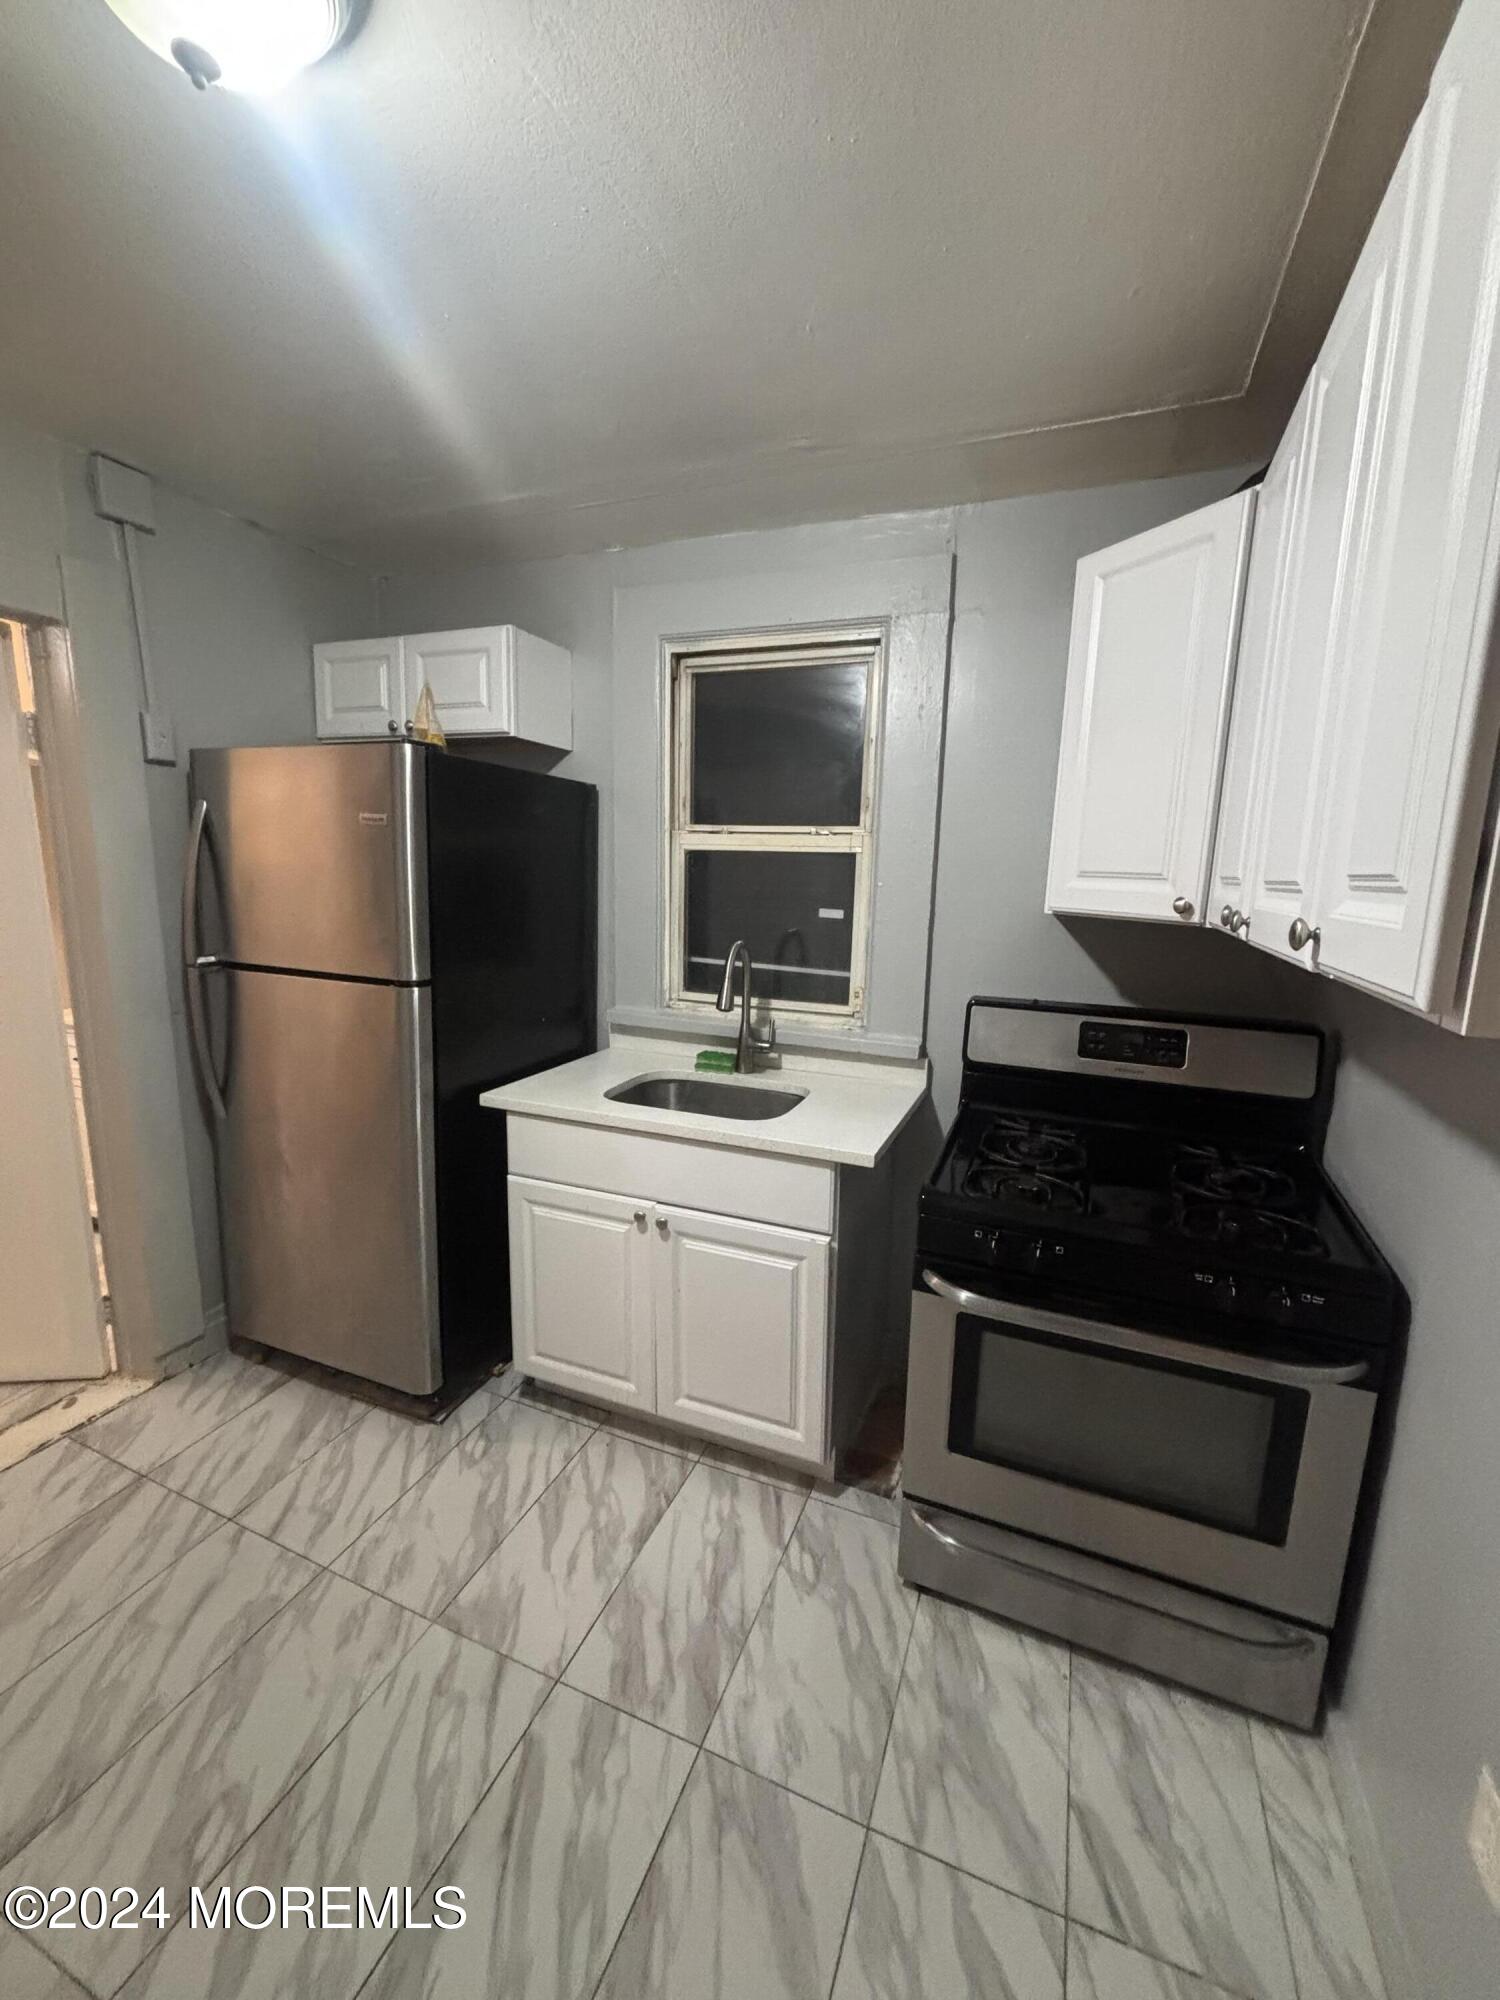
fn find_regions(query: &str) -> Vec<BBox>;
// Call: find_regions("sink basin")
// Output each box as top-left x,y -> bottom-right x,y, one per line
605,1073 -> 806,1121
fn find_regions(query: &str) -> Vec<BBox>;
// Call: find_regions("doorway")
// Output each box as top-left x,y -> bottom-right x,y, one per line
0,614 -> 114,1435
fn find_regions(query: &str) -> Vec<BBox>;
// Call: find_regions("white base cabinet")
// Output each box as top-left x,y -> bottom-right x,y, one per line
508,1174 -> 832,1465
313,625 -> 572,747
506,1180 -> 655,1412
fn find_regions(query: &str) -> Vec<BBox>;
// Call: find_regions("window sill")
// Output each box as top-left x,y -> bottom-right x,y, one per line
607,1003 -> 923,1064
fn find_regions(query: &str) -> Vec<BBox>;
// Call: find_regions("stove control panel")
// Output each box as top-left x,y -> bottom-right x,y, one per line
921,1214 -> 1361,1336
1077,1020 -> 1188,1068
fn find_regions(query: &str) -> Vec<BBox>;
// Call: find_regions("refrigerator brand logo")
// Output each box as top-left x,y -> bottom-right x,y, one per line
358,812 -> 389,826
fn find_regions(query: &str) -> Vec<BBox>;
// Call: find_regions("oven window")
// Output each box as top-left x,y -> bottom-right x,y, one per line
948,1315 -> 1307,1542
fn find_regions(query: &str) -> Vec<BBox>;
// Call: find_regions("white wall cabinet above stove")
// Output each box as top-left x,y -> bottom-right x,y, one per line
1051,0 -> 1500,1034
1044,491 -> 1255,927
313,625 -> 572,747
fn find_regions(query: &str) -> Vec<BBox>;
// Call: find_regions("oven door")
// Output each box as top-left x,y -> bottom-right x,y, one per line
904,1268 -> 1377,1627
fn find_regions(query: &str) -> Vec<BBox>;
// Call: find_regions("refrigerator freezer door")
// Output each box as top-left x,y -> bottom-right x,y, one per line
190,743 -> 428,981
216,967 -> 441,1394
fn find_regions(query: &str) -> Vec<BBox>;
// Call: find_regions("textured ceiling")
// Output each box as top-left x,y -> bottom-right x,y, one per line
0,0 -> 1458,568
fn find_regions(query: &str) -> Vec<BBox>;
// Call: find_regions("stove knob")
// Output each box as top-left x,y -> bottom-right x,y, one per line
1215,1273 -> 1239,1308
1267,1286 -> 1294,1322
1026,1237 -> 1045,1268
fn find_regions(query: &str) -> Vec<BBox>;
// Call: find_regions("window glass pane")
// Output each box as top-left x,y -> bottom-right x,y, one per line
690,660 -> 868,826
683,850 -> 856,1008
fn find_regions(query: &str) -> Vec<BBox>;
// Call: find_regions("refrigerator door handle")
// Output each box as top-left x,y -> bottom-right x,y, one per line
183,798 -> 227,1123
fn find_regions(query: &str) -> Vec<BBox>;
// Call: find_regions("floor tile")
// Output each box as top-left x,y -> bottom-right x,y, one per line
0,1478 -> 218,1694
443,1429 -> 690,1675
1067,1657 -> 1297,2000
10,1571 -> 424,1994
697,1438 -> 816,1492
834,1833 -> 1066,2000
872,1595 -> 1070,1910
0,1439 -> 133,1569
77,1352 -> 290,1472
334,1394 -> 591,1617
1251,1720 -> 1388,2000
596,1750 -> 864,2000
1066,1925 -> 1246,1999
0,1524 -> 316,1866
564,1460 -> 803,1741
238,1397 -> 482,1566
152,1373 -> 367,1517
120,1627 -> 549,2000
0,1932 -> 92,2000
813,1469 -> 902,1526
707,1497 -> 915,1817
361,1683 -> 695,2000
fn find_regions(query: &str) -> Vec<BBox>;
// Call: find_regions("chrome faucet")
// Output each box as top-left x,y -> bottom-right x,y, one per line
716,939 -> 777,1074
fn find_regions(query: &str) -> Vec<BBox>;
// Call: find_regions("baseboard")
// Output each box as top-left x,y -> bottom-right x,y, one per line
1325,1704 -> 1419,2000
201,1302 -> 228,1348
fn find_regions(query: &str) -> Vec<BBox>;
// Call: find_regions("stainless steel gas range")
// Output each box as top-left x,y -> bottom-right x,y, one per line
899,998 -> 1403,1729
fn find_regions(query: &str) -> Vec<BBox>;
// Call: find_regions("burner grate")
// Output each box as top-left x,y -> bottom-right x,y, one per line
964,1116 -> 1089,1212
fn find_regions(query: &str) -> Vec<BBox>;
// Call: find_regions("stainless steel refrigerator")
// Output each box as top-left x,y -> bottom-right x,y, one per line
183,742 -> 596,1402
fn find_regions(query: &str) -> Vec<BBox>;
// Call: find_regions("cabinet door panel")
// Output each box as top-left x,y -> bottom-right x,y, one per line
1046,492 -> 1253,923
654,1206 -> 829,1465
1246,153 -> 1405,965
507,1177 -> 654,1411
1209,395 -> 1309,938
314,639 -> 404,739
405,628 -> 515,736
1316,60 -> 1500,1010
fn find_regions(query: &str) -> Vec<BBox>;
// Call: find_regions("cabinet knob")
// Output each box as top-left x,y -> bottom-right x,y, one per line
633,1209 -> 646,1226
1219,905 -> 1235,929
1231,910 -> 1250,936
386,720 -> 400,735
1288,917 -> 1321,953
1172,896 -> 1195,920
655,1216 -> 670,1236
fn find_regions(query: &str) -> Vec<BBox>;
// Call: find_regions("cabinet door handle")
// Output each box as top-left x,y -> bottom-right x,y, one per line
655,1216 -> 670,1236
1172,896 -> 1194,919
1219,905 -> 1235,928
632,1209 -> 647,1227
1231,910 -> 1250,936
1288,917 -> 1321,953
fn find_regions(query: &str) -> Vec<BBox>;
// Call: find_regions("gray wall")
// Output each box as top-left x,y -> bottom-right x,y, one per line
1312,983 -> 1500,1995
0,414 -> 378,1344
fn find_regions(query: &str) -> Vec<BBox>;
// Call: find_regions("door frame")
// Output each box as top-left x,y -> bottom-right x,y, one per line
7,613 -> 156,1378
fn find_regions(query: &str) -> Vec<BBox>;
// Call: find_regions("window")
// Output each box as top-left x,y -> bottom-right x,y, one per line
666,633 -> 882,1018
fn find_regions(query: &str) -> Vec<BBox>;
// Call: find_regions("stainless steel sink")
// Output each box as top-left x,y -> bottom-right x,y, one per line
605,1073 -> 806,1120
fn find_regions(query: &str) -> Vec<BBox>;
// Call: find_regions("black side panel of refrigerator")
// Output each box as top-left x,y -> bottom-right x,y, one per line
425,751 -> 598,1383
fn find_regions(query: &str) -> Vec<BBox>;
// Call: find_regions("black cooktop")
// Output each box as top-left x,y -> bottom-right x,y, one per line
933,1105 -> 1370,1271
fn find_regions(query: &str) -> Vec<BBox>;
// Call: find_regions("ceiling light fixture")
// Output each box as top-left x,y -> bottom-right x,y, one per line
102,1 -> 363,96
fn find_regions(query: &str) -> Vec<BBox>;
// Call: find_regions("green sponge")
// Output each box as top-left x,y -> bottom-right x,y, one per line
694,1048 -> 736,1073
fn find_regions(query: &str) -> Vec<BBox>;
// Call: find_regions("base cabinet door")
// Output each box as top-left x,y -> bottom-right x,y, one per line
1045,491 -> 1254,924
653,1205 -> 829,1464
507,1177 -> 655,1410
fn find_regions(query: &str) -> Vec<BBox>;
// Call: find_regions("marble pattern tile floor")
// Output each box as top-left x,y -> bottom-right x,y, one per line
0,1358 -> 1390,2000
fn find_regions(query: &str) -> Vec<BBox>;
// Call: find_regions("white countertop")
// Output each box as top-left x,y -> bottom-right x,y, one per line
480,1036 -> 929,1169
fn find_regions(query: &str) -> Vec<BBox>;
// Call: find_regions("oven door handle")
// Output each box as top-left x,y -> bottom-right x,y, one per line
919,1268 -> 1369,1388
906,1504 -> 1320,1656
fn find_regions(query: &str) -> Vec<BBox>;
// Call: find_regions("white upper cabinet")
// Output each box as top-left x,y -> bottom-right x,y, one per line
1070,0 -> 1500,1032
1243,145 -> 1407,969
313,625 -> 572,747
1312,45 -> 1500,1015
1209,393 -> 1309,941
1045,491 -> 1255,925
313,637 -> 405,739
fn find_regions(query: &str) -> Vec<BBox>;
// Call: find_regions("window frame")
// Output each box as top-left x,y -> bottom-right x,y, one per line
662,627 -> 886,1023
